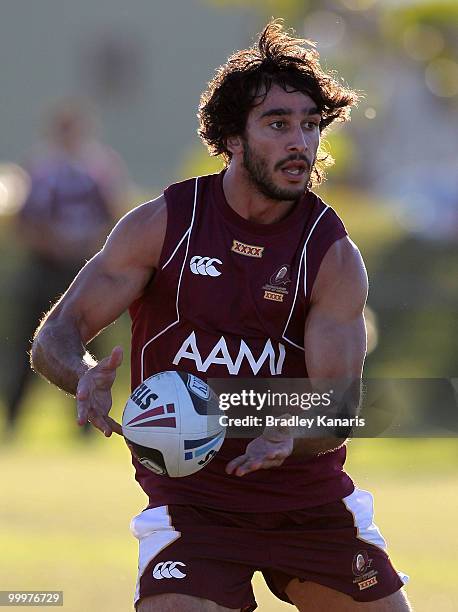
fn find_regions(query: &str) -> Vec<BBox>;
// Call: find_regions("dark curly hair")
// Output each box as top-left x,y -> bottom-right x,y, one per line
198,19 -> 360,188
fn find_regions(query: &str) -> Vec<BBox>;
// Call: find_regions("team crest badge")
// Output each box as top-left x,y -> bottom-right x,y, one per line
263,264 -> 291,302
269,265 -> 291,286
352,551 -> 378,591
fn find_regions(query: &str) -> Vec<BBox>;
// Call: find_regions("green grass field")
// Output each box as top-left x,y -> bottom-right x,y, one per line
1,380 -> 458,611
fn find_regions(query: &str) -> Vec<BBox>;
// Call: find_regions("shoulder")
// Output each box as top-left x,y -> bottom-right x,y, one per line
103,194 -> 167,270
311,236 -> 368,315
164,175 -> 201,205
303,193 -> 349,295
163,173 -> 218,207
158,174 -> 217,267
304,193 -> 348,256
162,177 -> 199,231
107,174 -> 213,270
307,192 -> 346,234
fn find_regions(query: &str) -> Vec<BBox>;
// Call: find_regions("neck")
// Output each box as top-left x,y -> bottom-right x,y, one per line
222,163 -> 299,225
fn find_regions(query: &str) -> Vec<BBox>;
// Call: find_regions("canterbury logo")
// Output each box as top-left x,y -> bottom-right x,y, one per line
232,239 -> 264,258
190,256 -> 222,276
152,561 -> 187,579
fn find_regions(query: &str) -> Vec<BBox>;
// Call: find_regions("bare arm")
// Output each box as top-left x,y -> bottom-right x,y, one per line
226,236 -> 368,475
31,195 -> 167,434
293,236 -> 368,456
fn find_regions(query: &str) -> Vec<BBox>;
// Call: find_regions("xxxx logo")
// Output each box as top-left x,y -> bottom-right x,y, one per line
231,239 -> 264,258
264,291 -> 283,303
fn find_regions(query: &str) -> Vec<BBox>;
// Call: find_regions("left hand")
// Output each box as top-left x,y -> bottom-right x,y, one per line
76,346 -> 124,437
225,430 -> 294,477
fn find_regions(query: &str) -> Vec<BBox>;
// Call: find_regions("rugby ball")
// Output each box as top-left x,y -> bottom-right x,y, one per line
122,371 -> 225,477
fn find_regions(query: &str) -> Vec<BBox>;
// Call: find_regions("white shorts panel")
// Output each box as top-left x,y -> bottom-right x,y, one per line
130,506 -> 181,604
343,488 -> 409,586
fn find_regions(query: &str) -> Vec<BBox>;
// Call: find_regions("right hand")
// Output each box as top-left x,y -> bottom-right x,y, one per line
76,346 -> 124,437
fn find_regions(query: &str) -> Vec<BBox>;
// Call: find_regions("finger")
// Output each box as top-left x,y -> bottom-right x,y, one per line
87,409 -> 112,436
236,457 -> 284,477
76,380 -> 91,425
98,414 -> 122,437
225,454 -> 248,475
235,459 -> 264,477
76,400 -> 89,426
106,415 -> 123,436
108,345 -> 123,369
264,448 -> 289,461
100,346 -> 123,371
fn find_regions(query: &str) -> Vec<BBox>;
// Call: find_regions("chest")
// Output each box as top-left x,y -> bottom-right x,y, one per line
176,216 -> 307,341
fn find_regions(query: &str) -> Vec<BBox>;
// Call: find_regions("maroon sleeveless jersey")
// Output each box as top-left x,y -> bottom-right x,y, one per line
129,171 -> 354,511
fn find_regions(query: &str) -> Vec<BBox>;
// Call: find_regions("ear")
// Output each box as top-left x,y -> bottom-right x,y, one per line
226,135 -> 243,155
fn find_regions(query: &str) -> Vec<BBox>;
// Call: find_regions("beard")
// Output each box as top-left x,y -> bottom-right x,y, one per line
242,139 -> 311,202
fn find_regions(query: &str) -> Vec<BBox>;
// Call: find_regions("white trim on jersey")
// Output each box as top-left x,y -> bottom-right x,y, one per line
131,505 -> 182,605
140,177 -> 199,381
161,227 -> 191,270
282,205 -> 329,351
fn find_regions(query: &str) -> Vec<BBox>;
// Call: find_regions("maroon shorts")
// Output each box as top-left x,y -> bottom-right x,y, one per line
131,488 -> 407,610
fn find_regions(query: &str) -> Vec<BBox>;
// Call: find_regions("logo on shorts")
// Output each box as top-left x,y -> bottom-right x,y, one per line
231,239 -> 264,258
352,551 -> 378,591
152,561 -> 187,579
352,550 -> 371,576
358,576 -> 378,590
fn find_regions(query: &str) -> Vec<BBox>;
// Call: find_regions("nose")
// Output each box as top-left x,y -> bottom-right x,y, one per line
286,126 -> 308,154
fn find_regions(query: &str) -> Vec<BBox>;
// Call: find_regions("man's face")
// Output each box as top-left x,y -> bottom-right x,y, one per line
240,84 -> 321,201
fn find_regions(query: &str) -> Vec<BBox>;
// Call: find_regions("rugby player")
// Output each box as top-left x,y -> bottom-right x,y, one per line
31,20 -> 411,612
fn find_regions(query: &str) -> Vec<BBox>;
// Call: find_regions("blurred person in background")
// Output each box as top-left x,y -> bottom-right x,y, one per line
2,99 -> 127,438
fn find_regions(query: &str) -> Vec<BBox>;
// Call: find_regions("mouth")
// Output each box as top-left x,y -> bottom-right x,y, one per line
280,162 -> 308,180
